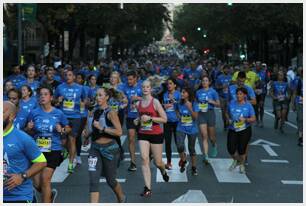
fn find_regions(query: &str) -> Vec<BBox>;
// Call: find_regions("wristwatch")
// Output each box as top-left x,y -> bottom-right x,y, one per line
21,173 -> 28,181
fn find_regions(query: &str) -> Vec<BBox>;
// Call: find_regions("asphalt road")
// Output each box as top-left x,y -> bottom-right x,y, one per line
51,97 -> 303,203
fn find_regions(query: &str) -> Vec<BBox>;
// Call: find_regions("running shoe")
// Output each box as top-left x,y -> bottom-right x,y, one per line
191,166 -> 198,176
68,162 -> 74,173
179,159 -> 187,173
239,164 -> 246,174
140,186 -> 152,197
229,159 -> 238,171
210,144 -> 218,157
165,162 -> 172,170
62,149 -> 69,160
51,188 -> 58,203
76,156 -> 82,165
202,154 -> 210,165
128,162 -> 137,171
161,169 -> 170,182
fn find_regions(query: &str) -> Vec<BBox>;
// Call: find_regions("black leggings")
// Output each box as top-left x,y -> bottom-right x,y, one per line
88,141 -> 120,192
227,127 -> 252,155
164,122 -> 178,162
77,117 -> 87,156
255,94 -> 266,121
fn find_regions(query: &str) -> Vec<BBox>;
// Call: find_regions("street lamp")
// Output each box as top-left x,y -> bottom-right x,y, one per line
197,27 -> 201,31
203,34 -> 207,38
227,3 -> 233,6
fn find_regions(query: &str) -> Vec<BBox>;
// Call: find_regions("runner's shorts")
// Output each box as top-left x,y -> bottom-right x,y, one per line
126,117 -> 138,130
198,110 -> 216,127
43,150 -> 64,169
68,118 -> 82,137
138,133 -> 164,144
227,127 -> 252,155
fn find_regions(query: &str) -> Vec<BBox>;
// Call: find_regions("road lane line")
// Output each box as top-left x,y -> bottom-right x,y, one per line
261,159 -> 289,163
210,158 -> 251,183
281,180 -> 303,185
264,111 -> 298,129
156,158 -> 188,182
262,145 -> 278,157
172,190 -> 208,203
100,178 -> 126,183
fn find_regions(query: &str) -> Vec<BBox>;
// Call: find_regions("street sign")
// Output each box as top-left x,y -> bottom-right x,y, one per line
21,3 -> 37,22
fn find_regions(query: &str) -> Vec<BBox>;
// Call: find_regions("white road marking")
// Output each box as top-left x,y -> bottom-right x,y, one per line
261,159 -> 289,163
100,178 -> 126,183
51,159 -> 71,183
172,190 -> 208,203
262,145 -> 278,156
210,158 -> 251,183
156,158 -> 188,182
264,111 -> 298,129
250,139 -> 280,147
281,180 -> 303,185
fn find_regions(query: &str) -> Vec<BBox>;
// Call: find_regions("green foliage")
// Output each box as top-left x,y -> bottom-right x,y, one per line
173,3 -> 302,55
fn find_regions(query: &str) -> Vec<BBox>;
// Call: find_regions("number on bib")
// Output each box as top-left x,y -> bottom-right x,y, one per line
36,137 -> 52,152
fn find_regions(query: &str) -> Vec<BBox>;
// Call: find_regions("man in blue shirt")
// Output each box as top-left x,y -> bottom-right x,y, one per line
5,64 -> 26,88
122,70 -> 142,171
3,101 -> 47,203
54,69 -> 86,173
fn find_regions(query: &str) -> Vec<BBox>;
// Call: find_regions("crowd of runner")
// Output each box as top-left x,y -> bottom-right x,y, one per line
3,56 -> 303,203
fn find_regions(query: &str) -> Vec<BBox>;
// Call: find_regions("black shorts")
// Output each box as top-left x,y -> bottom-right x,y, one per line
227,127 -> 252,155
43,150 -> 64,169
126,117 -> 138,130
256,94 -> 266,103
68,118 -> 82,137
138,133 -> 164,144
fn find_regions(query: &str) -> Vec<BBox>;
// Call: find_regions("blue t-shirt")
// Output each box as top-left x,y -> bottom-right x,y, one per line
54,82 -> 86,119
295,79 -> 303,105
162,90 -> 181,122
272,81 -> 288,101
27,107 -> 69,151
227,100 -> 255,131
3,126 -> 43,201
196,88 -> 219,112
6,74 -> 26,88
216,74 -> 232,98
176,102 -> 199,134
228,84 -> 256,102
123,84 -> 142,118
15,97 -> 38,130
80,85 -> 90,117
19,80 -> 41,97
88,86 -> 99,101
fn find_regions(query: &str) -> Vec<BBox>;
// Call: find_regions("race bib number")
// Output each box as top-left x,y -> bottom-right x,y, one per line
111,104 -> 119,112
63,100 -> 75,111
234,121 -> 246,132
181,115 -> 192,126
255,89 -> 263,95
298,96 -> 303,104
80,103 -> 85,113
140,120 -> 153,131
88,156 -> 98,171
36,137 -> 52,152
199,102 -> 208,112
277,95 -> 285,101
